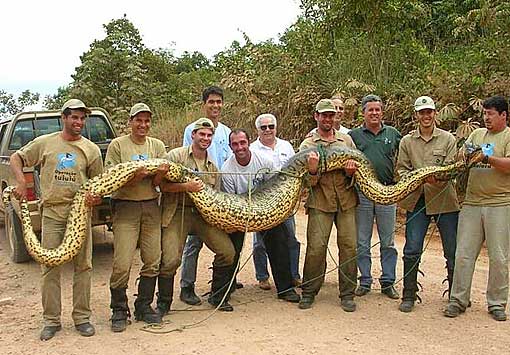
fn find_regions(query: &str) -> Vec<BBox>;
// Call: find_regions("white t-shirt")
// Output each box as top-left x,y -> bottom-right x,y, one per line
250,137 -> 295,170
221,150 -> 275,194
183,121 -> 232,169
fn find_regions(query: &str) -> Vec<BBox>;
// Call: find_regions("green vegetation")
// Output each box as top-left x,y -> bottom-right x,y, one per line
4,1 -> 510,148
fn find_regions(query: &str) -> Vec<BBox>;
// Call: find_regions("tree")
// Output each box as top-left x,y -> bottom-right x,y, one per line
0,90 -> 40,117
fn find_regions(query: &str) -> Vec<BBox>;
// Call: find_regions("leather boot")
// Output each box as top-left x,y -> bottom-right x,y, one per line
110,287 -> 130,332
134,276 -> 162,324
399,256 -> 420,313
156,275 -> 174,317
208,265 -> 234,312
443,264 -> 454,298
180,285 -> 202,305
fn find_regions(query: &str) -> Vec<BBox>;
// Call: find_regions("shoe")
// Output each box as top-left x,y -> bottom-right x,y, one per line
75,322 -> 95,337
292,278 -> 302,287
258,279 -> 271,291
180,286 -> 202,306
208,297 -> 234,312
444,303 -> 464,318
489,309 -> 507,321
340,298 -> 356,312
278,289 -> 300,303
111,310 -> 129,332
298,295 -> 315,309
381,285 -> 399,299
40,325 -> 61,341
399,300 -> 415,313
354,285 -> 371,297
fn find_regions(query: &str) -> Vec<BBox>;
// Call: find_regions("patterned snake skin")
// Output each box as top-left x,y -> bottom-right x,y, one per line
2,145 -> 481,266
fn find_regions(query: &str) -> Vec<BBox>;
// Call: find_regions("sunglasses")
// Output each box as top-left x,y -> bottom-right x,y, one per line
335,106 -> 345,111
260,124 -> 275,131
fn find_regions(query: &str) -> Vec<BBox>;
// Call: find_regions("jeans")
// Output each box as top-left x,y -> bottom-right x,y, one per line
180,235 -> 203,289
356,192 -> 397,287
403,195 -> 457,271
253,217 -> 301,281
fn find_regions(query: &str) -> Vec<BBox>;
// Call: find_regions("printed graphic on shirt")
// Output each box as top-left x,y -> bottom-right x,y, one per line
481,143 -> 495,157
131,153 -> 148,161
55,152 -> 77,184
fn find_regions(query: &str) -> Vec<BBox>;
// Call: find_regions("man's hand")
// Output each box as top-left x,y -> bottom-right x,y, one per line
344,159 -> 359,176
13,182 -> 27,201
307,151 -> 320,175
425,176 -> 438,184
155,163 -> 170,176
84,192 -> 102,207
131,167 -> 149,183
186,177 -> 204,193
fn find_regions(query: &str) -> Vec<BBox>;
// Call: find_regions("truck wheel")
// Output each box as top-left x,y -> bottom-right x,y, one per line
4,203 -> 31,263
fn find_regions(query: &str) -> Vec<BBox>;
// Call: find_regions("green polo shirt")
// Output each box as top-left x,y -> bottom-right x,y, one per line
349,124 -> 401,185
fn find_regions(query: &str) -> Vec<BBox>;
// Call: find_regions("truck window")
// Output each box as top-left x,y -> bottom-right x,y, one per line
9,121 -> 35,150
34,118 -> 61,137
0,124 -> 8,147
84,115 -> 115,143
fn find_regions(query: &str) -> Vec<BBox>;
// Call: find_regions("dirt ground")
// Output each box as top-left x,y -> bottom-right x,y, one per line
0,207 -> 509,355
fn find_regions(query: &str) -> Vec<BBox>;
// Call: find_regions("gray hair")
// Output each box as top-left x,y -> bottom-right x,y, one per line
255,113 -> 277,129
361,94 -> 383,112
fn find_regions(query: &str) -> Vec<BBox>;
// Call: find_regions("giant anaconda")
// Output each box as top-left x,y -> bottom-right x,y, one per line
3,145 -> 481,267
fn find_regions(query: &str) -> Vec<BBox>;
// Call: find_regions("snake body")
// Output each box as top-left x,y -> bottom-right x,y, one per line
3,146 -> 478,267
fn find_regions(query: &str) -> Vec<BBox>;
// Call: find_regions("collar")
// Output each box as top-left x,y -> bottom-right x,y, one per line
311,130 -> 346,143
362,123 -> 386,134
187,145 -> 214,166
411,126 -> 440,139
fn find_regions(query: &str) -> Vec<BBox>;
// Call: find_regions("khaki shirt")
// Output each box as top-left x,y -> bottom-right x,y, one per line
161,146 -> 219,227
397,127 -> 460,214
17,132 -> 103,221
105,135 -> 167,201
299,130 -> 358,213
464,127 -> 510,206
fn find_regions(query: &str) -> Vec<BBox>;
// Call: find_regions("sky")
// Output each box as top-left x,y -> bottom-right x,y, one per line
1,0 -> 301,98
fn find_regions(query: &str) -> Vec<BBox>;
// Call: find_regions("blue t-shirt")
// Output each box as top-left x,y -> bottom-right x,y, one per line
183,121 -> 232,169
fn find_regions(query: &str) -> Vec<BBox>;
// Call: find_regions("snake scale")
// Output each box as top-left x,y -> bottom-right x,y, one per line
3,145 -> 480,267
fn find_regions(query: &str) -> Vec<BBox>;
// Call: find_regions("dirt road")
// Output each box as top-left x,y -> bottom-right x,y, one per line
0,209 -> 508,355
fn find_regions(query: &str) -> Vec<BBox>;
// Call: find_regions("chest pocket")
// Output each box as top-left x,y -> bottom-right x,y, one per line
432,149 -> 447,165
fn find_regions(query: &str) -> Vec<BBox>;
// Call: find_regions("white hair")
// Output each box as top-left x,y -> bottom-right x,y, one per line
255,113 -> 277,129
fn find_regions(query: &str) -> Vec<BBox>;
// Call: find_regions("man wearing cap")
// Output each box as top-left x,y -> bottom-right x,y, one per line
445,96 -> 510,322
106,102 -> 168,332
396,96 -> 459,312
349,94 -> 401,300
298,99 -> 359,312
157,118 -> 236,314
179,86 -> 233,306
250,113 -> 301,290
10,99 -> 103,340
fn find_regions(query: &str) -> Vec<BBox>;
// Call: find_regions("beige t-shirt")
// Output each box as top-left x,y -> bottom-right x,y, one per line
105,135 -> 167,201
464,127 -> 510,206
17,132 -> 103,221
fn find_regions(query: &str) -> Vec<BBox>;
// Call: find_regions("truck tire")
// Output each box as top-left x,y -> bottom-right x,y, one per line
4,203 -> 31,263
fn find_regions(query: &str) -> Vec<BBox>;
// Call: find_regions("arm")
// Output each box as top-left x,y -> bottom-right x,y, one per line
10,153 -> 27,200
160,178 -> 204,193
152,141 -> 170,187
485,156 -> 510,174
396,138 -> 413,178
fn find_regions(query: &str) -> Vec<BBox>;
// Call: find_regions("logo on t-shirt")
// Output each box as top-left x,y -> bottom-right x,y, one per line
54,152 -> 78,184
131,153 -> 149,161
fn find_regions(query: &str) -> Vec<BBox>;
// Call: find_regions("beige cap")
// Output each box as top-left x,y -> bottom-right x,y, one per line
315,99 -> 336,113
130,103 -> 152,117
61,99 -> 91,114
414,96 -> 436,111
192,117 -> 215,133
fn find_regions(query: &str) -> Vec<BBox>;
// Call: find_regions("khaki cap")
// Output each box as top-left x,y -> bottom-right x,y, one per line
130,103 -> 152,117
61,99 -> 91,114
414,96 -> 436,111
315,99 -> 336,113
192,117 -> 215,133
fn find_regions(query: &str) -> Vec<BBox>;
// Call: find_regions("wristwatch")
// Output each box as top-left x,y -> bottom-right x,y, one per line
482,155 -> 490,164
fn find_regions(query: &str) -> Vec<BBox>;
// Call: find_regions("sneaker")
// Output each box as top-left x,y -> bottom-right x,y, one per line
40,325 -> 61,341
399,299 -> 415,313
298,295 -> 315,310
381,285 -> 399,299
180,286 -> 202,306
444,303 -> 464,318
75,322 -> 95,337
340,298 -> 356,312
489,309 -> 507,321
278,289 -> 301,303
258,279 -> 271,291
354,285 -> 371,297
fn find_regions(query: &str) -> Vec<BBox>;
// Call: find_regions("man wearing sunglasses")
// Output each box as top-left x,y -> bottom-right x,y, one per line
250,114 -> 302,291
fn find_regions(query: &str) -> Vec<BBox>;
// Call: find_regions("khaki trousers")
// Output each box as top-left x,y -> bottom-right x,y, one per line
450,205 -> 510,311
109,199 -> 162,289
41,215 -> 92,326
302,207 -> 357,299
160,207 -> 234,277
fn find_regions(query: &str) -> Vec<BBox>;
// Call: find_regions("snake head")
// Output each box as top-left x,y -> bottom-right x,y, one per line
464,142 -> 484,168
